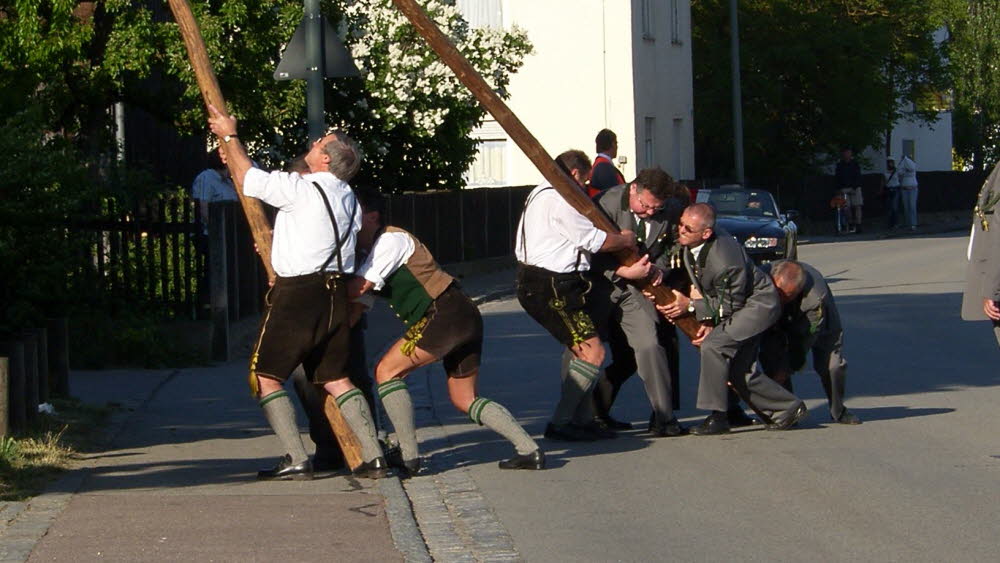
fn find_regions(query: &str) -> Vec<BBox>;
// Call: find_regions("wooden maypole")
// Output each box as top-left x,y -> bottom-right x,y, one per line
390,0 -> 702,339
166,0 -> 363,469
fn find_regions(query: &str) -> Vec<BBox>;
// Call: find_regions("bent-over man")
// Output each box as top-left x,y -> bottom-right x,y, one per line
657,203 -> 807,435
760,260 -> 861,425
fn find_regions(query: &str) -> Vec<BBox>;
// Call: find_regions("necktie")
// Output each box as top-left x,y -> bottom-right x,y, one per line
636,218 -> 647,244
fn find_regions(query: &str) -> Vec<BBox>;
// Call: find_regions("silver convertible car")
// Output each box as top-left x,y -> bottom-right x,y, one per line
695,186 -> 799,263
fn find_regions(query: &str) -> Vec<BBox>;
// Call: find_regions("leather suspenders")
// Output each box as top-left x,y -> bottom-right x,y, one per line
311,181 -> 357,274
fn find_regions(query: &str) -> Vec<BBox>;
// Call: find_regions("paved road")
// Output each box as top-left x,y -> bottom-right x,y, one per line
405,232 -> 999,562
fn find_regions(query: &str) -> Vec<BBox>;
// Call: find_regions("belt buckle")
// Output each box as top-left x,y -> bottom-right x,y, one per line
324,272 -> 342,290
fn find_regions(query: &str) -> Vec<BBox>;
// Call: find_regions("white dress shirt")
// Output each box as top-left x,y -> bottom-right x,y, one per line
243,168 -> 361,276
515,182 -> 607,273
357,231 -> 415,290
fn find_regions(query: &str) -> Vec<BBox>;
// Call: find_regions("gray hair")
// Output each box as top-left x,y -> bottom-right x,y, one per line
323,129 -> 362,181
687,202 -> 716,230
771,259 -> 806,295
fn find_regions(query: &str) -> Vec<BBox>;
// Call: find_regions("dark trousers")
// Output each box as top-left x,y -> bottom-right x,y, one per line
886,188 -> 901,228
697,329 -> 800,413
290,318 -> 374,465
593,319 -> 681,418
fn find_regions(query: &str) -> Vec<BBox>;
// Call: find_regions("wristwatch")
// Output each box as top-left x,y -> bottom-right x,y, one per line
687,300 -> 696,314
223,134 -> 238,144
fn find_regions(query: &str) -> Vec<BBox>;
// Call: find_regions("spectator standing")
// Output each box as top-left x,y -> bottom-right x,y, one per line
191,146 -> 240,234
883,157 -> 901,229
897,154 -> 919,230
834,147 -> 863,233
589,129 -> 626,197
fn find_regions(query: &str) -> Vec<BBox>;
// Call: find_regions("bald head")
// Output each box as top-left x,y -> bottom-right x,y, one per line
770,260 -> 806,304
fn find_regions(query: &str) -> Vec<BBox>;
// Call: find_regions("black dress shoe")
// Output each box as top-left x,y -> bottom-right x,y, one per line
726,408 -> 757,428
598,415 -> 633,431
257,454 -> 314,481
498,449 -> 545,470
834,410 -> 862,425
577,420 -> 617,440
689,412 -> 731,436
544,422 -> 597,442
650,417 -> 688,437
352,456 -> 390,479
386,447 -> 422,478
767,402 -> 809,431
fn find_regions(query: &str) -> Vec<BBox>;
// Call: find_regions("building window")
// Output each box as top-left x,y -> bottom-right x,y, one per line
644,117 -> 656,167
670,0 -> 681,44
672,118 -> 683,178
641,0 -> 655,40
902,139 -> 916,161
466,140 -> 507,187
457,0 -> 502,29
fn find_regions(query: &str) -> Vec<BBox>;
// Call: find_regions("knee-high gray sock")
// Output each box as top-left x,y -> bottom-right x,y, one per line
335,388 -> 383,463
552,358 -> 600,424
377,379 -> 418,461
470,397 -> 538,455
259,390 -> 308,464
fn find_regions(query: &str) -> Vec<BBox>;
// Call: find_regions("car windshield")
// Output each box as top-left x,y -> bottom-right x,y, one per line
705,190 -> 777,218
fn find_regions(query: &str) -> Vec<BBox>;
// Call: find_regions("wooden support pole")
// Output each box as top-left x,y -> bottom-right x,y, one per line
20,332 -> 39,424
390,0 -> 701,339
46,318 -> 70,398
27,327 -> 49,405
0,341 -> 26,432
166,0 -> 275,283
166,0 -> 363,468
209,203 -> 230,362
0,357 -> 9,437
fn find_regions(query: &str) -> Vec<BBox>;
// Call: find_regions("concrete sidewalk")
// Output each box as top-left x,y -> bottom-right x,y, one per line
0,261 -> 517,563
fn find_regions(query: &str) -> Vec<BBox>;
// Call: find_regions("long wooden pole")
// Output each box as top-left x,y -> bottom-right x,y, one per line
390,0 -> 701,339
167,0 -> 275,282
167,0 -> 364,469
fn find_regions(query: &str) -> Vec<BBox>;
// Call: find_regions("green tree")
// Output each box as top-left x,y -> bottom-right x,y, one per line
949,0 -> 1000,172
0,1 -> 531,192
691,0 -> 956,179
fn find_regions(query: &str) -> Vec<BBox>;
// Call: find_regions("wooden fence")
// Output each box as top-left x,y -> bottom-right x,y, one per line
72,195 -> 265,323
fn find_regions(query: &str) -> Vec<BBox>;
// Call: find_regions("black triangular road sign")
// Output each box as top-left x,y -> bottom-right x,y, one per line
274,15 -> 359,80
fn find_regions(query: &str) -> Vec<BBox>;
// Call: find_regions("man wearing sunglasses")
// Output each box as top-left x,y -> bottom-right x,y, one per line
657,203 -> 807,435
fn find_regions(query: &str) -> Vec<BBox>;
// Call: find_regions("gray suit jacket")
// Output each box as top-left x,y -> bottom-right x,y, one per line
684,228 -> 780,342
761,262 -> 842,338
963,164 -> 1000,320
591,184 -> 676,284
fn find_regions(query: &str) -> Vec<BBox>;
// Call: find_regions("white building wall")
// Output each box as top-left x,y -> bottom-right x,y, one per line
463,0 -> 695,187
861,112 -> 954,174
629,0 -> 696,180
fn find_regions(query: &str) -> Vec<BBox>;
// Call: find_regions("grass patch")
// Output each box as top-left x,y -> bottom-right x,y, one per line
0,398 -> 113,501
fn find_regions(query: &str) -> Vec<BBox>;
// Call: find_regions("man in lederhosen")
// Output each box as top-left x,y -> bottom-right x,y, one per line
208,106 -> 386,480
515,149 -> 647,441
348,187 -> 544,474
